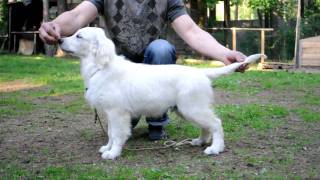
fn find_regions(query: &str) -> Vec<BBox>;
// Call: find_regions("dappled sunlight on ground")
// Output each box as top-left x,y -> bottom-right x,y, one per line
0,80 -> 44,93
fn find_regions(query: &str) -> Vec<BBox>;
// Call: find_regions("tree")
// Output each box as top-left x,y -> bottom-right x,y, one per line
248,0 -> 278,27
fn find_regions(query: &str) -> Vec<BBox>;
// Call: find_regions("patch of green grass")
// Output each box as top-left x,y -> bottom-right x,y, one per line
0,95 -> 35,119
294,108 -> 320,122
167,104 -> 289,141
0,162 -> 200,179
166,112 -> 200,139
51,95 -> 89,114
0,163 -> 29,180
0,55 -> 83,95
214,71 -> 320,94
217,104 -> 289,140
300,94 -> 320,106
42,165 -> 115,179
79,129 -> 96,142
0,55 -> 84,118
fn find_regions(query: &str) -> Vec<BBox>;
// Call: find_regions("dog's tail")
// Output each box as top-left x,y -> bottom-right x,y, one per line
202,54 -> 266,80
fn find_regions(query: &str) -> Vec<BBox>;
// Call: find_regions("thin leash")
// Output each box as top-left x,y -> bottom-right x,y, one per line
124,138 -> 193,151
86,87 -> 107,137
94,108 -> 107,136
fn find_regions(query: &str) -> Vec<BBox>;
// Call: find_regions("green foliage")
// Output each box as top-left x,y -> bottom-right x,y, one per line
206,0 -> 243,7
248,0 -> 278,11
0,0 -> 8,34
269,22 -> 296,61
206,0 -> 220,8
301,13 -> 320,38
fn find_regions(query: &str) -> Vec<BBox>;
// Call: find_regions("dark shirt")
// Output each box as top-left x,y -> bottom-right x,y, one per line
87,0 -> 186,62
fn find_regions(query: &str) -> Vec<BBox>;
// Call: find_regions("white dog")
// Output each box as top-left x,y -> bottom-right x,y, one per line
59,27 -> 264,160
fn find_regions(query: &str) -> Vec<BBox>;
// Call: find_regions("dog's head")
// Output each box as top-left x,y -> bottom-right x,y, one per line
59,27 -> 116,67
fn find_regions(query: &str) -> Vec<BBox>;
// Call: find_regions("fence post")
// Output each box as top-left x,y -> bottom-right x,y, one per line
232,28 -> 237,51
260,30 -> 265,63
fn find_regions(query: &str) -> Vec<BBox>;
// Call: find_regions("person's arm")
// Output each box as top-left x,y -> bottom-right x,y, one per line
39,1 -> 98,44
171,14 -> 246,65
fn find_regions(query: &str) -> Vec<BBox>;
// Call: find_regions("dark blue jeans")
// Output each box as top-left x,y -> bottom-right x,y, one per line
132,39 -> 176,127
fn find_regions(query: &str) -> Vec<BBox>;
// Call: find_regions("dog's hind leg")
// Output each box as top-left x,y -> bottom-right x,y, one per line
203,114 -> 225,155
191,128 -> 211,146
101,109 -> 132,160
178,106 -> 224,155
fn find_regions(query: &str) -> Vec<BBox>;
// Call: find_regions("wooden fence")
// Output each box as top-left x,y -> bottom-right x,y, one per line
206,27 -> 274,63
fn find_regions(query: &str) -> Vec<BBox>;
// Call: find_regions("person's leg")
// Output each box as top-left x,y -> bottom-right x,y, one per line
143,39 -> 177,65
143,39 -> 176,140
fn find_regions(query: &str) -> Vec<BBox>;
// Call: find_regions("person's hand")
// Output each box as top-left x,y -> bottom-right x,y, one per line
39,22 -> 61,44
223,50 -> 248,72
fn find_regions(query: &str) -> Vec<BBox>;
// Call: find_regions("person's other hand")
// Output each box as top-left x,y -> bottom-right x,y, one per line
39,22 -> 61,44
223,50 -> 248,72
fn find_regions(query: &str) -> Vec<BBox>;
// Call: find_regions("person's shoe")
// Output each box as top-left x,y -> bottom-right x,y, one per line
148,125 -> 166,141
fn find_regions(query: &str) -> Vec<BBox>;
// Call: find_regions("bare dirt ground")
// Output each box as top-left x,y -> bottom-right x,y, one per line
0,85 -> 319,178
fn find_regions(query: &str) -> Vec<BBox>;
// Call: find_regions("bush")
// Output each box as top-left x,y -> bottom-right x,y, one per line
0,1 -> 8,34
301,13 -> 320,38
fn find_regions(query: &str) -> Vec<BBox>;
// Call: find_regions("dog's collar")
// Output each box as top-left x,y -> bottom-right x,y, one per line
85,68 -> 100,91
89,69 -> 100,79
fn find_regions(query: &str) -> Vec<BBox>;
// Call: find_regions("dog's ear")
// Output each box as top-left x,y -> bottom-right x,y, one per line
92,37 -> 116,68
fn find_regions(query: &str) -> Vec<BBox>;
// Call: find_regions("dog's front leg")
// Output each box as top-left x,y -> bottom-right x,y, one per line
101,109 -> 131,160
99,117 -> 113,153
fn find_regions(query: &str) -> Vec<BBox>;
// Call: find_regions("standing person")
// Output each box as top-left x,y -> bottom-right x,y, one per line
39,0 -> 246,141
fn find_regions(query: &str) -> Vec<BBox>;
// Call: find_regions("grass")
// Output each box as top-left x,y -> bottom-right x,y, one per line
1,55 -> 320,179
294,108 -> 320,122
214,70 -> 320,94
217,104 -> 288,141
0,55 -> 83,96
0,55 -> 84,119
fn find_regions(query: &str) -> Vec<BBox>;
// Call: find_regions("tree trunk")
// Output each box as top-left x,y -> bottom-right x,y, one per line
235,4 -> 239,26
294,0 -> 302,68
42,0 -> 49,22
57,0 -> 67,15
197,0 -> 207,28
209,7 -> 216,27
301,0 -> 304,18
42,0 -> 55,56
223,0 -> 231,47
223,0 -> 231,27
257,9 -> 264,27
264,11 -> 269,28
190,0 -> 199,24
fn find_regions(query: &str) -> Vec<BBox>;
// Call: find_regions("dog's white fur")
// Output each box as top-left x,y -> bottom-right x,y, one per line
60,27 -> 264,160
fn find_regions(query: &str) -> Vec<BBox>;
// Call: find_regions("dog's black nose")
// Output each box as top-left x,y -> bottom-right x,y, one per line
58,39 -> 63,44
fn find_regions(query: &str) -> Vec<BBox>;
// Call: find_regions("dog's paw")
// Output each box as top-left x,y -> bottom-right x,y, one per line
99,145 -> 111,153
204,145 -> 224,155
191,138 -> 205,146
101,151 -> 120,160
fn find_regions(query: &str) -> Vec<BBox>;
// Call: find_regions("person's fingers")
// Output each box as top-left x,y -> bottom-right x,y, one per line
39,27 -> 57,44
42,23 -> 60,40
235,51 -> 246,62
52,23 -> 61,39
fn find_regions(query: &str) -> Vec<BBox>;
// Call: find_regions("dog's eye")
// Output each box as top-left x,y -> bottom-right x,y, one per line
76,34 -> 83,39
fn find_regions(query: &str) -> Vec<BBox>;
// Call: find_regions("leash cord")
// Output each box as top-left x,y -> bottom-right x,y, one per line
125,139 -> 192,151
94,109 -> 107,136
